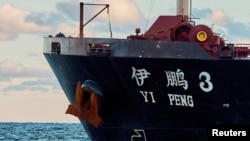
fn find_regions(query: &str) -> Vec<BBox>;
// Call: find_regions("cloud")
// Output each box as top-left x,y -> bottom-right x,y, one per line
226,22 -> 250,41
209,10 -> 250,41
193,8 -> 230,26
55,0 -> 79,21
93,0 -> 144,24
0,0 -> 144,39
192,8 -> 212,19
25,1 -> 89,37
193,8 -> 250,41
27,53 -> 40,58
209,9 -> 230,26
26,1 -> 80,27
52,0 -> 144,24
0,59 -> 52,80
2,82 -> 48,92
0,59 -> 60,93
0,3 -> 51,41
76,0 -> 145,38
2,78 -> 61,92
26,12 -> 65,27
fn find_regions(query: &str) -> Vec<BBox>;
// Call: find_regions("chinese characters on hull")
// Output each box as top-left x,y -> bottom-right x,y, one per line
165,69 -> 188,90
131,67 -> 151,86
131,67 -> 214,107
130,67 -> 214,140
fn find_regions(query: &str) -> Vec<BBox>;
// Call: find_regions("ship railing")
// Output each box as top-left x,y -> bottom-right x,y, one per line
231,43 -> 250,59
86,43 -> 111,56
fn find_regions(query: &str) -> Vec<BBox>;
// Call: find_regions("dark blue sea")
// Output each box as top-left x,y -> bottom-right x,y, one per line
0,122 -> 90,141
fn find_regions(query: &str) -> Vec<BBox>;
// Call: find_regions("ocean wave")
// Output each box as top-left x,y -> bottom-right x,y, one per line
0,122 -> 90,141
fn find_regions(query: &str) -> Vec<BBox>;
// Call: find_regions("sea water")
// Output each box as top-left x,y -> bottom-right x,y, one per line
0,122 -> 90,141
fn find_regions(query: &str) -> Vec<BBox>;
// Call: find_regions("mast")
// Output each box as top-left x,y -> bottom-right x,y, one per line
79,2 -> 109,38
176,0 -> 189,16
190,0 -> 192,19
80,2 -> 83,38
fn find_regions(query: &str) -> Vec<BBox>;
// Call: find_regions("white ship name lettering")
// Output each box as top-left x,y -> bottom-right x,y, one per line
165,69 -> 188,90
168,94 -> 194,107
131,67 -> 151,86
131,129 -> 147,141
140,91 -> 156,103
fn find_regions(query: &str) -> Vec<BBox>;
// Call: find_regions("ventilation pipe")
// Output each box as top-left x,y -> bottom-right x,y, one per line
176,0 -> 189,16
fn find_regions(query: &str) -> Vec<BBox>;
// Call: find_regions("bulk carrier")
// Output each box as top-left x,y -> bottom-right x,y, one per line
43,0 -> 250,140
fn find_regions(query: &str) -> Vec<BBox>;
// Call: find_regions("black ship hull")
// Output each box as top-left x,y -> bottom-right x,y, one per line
43,0 -> 250,140
44,53 -> 250,141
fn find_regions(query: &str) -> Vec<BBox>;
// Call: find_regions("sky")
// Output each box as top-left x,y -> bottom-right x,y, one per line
0,0 -> 250,123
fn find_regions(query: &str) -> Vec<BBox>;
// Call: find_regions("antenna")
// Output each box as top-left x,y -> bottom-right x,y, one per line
188,0 -> 199,24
